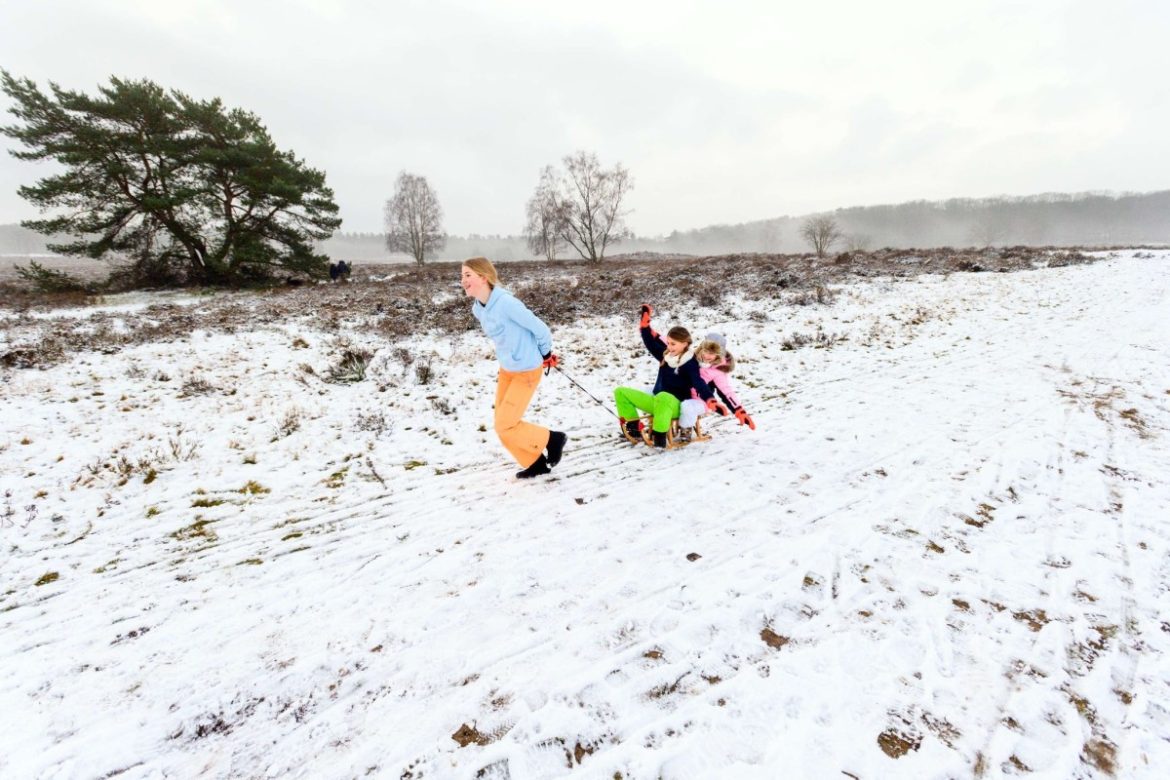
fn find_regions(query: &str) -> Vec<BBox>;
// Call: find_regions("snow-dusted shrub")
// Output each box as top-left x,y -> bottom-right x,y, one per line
781,329 -> 847,351
181,375 -> 216,396
391,346 -> 413,369
167,429 -> 201,461
354,411 -> 394,436
415,359 -> 434,385
273,407 -> 302,439
326,349 -> 373,383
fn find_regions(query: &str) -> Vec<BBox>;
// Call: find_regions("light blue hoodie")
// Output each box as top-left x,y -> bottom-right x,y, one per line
472,286 -> 552,372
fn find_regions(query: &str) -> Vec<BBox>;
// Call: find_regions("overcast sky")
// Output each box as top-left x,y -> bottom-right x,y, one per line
2,0 -> 1167,236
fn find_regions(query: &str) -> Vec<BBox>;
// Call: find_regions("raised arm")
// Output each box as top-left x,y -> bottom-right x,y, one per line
639,304 -> 666,361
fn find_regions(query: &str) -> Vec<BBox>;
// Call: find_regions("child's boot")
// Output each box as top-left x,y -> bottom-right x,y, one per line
620,418 -> 642,444
652,431 -> 668,448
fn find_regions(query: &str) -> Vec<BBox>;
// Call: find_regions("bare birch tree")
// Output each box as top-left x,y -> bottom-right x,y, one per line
845,233 -> 872,252
799,214 -> 843,257
384,172 -> 444,264
524,165 -> 565,261
553,151 -> 632,262
967,215 -> 1007,249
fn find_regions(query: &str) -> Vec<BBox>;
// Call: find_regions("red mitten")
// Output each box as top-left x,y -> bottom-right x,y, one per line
734,407 -> 756,430
541,353 -> 559,370
639,304 -> 652,329
707,398 -> 729,416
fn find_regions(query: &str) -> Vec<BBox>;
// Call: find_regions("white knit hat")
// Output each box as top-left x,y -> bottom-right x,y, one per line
703,331 -> 727,349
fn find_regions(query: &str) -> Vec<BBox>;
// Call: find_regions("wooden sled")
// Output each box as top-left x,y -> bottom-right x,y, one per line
627,414 -> 712,450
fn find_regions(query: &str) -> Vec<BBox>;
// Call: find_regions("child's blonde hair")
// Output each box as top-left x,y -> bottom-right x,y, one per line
697,339 -> 735,372
462,256 -> 498,288
696,339 -> 724,362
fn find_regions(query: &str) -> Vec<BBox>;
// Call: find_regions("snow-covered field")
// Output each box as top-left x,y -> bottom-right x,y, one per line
2,252 -> 1168,779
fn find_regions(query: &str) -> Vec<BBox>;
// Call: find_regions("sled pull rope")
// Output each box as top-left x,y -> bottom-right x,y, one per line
553,365 -> 620,419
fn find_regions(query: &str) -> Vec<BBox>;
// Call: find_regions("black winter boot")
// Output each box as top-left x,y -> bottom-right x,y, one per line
516,454 -> 551,479
621,419 -> 642,444
546,431 -> 567,467
652,430 -> 668,448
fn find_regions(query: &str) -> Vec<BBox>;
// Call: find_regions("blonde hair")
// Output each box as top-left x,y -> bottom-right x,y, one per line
462,257 -> 498,288
696,339 -> 724,362
697,339 -> 735,372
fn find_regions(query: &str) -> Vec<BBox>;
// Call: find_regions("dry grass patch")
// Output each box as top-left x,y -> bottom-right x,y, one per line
1,248 -> 1103,367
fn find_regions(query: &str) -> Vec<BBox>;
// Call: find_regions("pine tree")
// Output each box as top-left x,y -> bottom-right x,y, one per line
1,71 -> 342,286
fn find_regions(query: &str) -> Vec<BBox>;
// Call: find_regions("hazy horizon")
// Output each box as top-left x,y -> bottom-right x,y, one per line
5,188 -> 1167,267
3,1 -> 1169,237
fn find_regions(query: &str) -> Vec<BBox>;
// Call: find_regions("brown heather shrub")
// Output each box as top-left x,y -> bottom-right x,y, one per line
1,338 -> 67,369
414,360 -> 434,385
0,248 -> 1105,367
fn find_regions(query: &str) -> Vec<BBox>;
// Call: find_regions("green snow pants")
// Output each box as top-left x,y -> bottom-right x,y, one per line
614,387 -> 680,433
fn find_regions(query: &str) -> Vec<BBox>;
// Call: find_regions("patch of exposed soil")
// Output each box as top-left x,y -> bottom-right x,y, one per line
760,627 -> 790,649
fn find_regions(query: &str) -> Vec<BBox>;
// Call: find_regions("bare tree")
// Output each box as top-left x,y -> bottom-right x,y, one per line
845,233 -> 872,252
967,215 -> 1007,249
524,165 -> 565,261
553,151 -> 632,262
799,214 -> 843,257
384,171 -> 444,264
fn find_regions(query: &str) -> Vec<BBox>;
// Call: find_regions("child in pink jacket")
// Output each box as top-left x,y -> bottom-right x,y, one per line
679,332 -> 757,431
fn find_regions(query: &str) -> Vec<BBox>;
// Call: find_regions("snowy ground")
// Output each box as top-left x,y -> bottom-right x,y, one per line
2,252 -> 1169,779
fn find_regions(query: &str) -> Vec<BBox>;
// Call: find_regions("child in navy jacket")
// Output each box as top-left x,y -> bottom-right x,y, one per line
613,305 -> 725,447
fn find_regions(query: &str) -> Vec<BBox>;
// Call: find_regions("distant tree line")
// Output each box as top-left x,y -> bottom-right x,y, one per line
319,190 -> 1170,262
664,191 -> 1170,256
6,191 -> 1169,269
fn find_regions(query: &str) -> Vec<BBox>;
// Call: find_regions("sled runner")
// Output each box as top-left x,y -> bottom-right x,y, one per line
621,414 -> 712,450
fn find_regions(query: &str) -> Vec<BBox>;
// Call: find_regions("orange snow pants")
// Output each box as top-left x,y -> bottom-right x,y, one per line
494,367 -> 550,468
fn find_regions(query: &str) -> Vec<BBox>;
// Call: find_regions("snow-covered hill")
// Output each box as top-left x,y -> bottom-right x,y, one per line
2,252 -> 1168,779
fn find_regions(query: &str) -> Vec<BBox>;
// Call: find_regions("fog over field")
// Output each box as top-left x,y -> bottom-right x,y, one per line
4,189 -> 1169,272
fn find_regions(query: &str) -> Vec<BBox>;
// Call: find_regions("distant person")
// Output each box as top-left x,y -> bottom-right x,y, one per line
338,260 -> 351,281
328,262 -> 340,282
614,304 -> 725,448
461,257 -> 568,479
